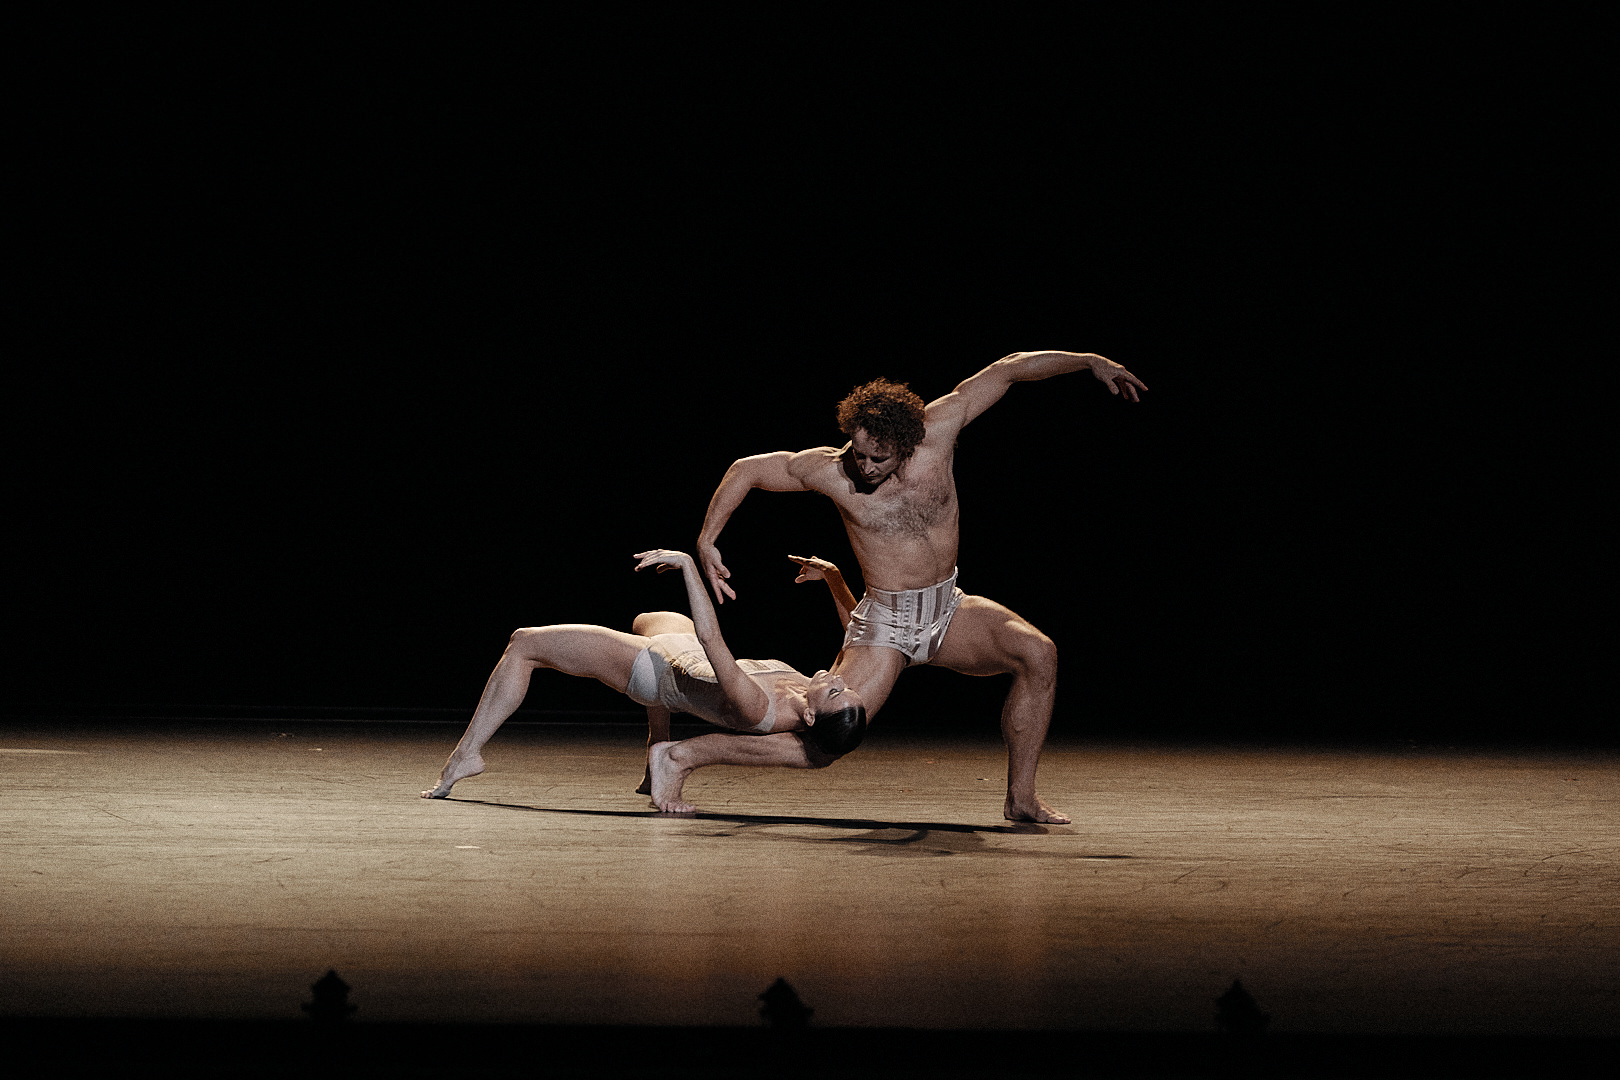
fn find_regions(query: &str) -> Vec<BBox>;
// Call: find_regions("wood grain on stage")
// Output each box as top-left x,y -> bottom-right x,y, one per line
2,722 -> 1614,1036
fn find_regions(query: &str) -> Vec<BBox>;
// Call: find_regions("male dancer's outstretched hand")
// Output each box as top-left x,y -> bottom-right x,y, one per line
1084,354 -> 1150,402
698,542 -> 735,604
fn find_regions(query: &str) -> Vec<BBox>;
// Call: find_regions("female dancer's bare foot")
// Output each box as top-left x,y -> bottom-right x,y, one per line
636,766 -> 652,796
647,742 -> 696,813
421,750 -> 485,798
1004,793 -> 1071,825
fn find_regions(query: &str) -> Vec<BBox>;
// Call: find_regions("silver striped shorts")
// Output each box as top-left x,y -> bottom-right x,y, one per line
840,568 -> 964,666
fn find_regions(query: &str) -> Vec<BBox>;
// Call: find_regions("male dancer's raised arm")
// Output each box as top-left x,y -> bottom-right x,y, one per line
925,351 -> 1148,436
698,448 -> 843,604
699,351 -> 1146,605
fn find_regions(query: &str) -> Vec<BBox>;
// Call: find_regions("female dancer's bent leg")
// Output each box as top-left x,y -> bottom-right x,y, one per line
422,623 -> 647,798
647,731 -> 818,813
630,611 -> 692,795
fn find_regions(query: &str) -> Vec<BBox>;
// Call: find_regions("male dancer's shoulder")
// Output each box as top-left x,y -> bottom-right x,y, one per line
785,443 -> 866,498
789,444 -> 849,477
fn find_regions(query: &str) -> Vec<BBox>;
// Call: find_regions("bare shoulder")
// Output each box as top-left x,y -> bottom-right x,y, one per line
919,394 -> 970,449
787,445 -> 850,492
922,378 -> 978,436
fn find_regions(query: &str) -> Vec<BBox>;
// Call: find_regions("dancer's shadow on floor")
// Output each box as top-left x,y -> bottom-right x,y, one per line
443,797 -> 1052,836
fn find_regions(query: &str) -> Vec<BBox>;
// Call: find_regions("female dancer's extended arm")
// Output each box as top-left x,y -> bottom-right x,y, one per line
633,549 -> 772,724
788,555 -> 858,629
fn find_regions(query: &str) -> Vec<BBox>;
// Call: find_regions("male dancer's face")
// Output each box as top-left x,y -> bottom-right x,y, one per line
848,428 -> 901,487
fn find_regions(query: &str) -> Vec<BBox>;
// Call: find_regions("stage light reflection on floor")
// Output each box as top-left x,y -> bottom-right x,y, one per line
1,721 -> 1615,1038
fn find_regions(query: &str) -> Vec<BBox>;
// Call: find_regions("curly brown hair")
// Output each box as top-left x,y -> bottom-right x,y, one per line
836,378 -> 926,459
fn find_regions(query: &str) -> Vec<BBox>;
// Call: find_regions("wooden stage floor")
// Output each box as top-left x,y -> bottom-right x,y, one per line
3,719 -> 1616,1044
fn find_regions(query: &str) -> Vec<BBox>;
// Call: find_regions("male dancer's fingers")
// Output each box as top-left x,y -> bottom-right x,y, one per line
1113,374 -> 1145,402
705,570 -> 728,602
702,552 -> 736,602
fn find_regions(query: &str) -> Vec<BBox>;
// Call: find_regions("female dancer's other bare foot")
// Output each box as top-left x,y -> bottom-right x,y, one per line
1004,793 -> 1071,825
421,750 -> 485,798
647,742 -> 697,813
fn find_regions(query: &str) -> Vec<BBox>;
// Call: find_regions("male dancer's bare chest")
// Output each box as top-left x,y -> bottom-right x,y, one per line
832,478 -> 959,594
837,468 -> 957,539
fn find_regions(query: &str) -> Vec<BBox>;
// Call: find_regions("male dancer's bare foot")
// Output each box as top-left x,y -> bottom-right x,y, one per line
421,750 -> 485,798
647,741 -> 696,813
1005,793 -> 1071,825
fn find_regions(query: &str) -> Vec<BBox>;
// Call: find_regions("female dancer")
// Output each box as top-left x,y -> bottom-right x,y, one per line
421,549 -> 866,807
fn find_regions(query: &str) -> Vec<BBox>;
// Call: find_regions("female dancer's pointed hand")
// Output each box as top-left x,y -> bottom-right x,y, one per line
787,554 -> 838,583
634,549 -> 694,573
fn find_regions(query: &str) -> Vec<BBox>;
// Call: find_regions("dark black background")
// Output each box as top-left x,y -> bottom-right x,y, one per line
8,6 -> 1611,744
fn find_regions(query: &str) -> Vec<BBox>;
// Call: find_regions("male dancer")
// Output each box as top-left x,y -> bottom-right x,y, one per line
647,351 -> 1146,822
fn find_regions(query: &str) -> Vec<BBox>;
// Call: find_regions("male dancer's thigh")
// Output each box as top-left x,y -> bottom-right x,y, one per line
830,644 -> 907,719
928,595 -> 1045,676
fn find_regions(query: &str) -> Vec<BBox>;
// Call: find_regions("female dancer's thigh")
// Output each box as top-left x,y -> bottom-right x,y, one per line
514,624 -> 650,693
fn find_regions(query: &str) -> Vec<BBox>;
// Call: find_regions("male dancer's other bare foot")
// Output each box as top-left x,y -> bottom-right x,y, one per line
1005,793 -> 1071,825
421,750 -> 485,799
647,741 -> 697,813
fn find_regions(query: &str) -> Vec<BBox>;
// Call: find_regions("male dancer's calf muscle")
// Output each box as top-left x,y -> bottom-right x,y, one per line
928,596 -> 1064,824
